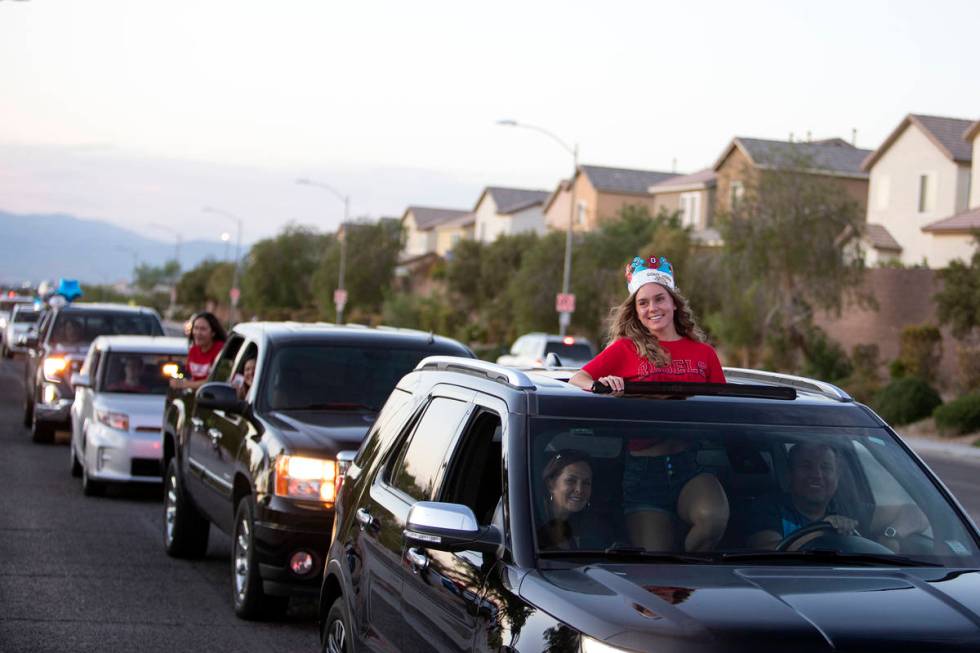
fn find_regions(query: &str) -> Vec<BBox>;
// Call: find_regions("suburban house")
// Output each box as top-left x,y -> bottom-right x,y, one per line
434,212 -> 475,257
543,164 -> 677,232
713,136 -> 872,216
648,169 -> 720,246
862,114 -> 975,268
472,186 -> 550,243
400,205 -> 470,258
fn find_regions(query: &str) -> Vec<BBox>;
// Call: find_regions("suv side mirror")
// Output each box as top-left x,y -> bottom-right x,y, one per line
404,501 -> 502,554
545,352 -> 563,368
70,372 -> 91,389
18,333 -> 38,349
196,382 -> 246,414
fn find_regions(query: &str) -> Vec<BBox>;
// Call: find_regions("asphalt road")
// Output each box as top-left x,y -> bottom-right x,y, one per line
2,356 -> 979,653
0,358 -> 318,653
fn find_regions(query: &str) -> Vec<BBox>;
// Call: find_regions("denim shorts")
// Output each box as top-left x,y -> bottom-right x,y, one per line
622,448 -> 703,515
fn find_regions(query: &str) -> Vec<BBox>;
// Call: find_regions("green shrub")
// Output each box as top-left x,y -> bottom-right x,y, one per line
897,324 -> 943,384
802,328 -> 853,383
872,377 -> 942,426
933,393 -> 980,436
843,343 -> 882,404
957,345 -> 980,393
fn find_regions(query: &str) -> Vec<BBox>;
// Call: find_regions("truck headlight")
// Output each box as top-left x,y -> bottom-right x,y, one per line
274,455 -> 337,502
43,356 -> 68,381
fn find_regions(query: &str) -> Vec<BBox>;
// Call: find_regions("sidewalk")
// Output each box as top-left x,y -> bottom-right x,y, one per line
898,431 -> 980,462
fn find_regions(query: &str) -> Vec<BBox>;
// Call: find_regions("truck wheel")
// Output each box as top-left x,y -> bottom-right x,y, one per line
322,598 -> 353,653
232,497 -> 289,620
163,458 -> 210,558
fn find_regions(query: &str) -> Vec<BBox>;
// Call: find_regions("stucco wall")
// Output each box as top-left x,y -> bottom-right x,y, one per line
714,147 -> 756,215
595,193 -> 660,225
474,194 -> 503,243
866,124 -> 966,266
972,136 -> 980,208
402,213 -> 433,257
927,234 -> 977,268
509,205 -> 547,235
813,268 -> 958,387
653,187 -> 716,229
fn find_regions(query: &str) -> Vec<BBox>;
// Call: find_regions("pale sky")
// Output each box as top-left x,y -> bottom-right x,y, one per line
1,0 -> 978,243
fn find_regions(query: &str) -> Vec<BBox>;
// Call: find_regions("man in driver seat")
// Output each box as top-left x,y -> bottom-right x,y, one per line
747,442 -> 927,551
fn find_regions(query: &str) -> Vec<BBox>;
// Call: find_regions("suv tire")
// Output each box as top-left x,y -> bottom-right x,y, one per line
163,458 -> 210,558
31,411 -> 55,444
232,497 -> 289,620
322,597 -> 353,653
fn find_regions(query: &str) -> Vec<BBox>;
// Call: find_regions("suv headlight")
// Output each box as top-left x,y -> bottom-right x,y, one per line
581,636 -> 637,653
274,455 -> 337,502
95,408 -> 130,431
43,356 -> 69,381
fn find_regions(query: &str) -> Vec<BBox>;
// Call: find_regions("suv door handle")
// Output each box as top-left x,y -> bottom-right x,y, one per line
190,417 -> 204,431
207,428 -> 222,448
355,508 -> 375,530
406,547 -> 429,572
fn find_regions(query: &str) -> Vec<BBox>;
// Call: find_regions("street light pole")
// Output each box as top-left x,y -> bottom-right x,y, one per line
202,206 -> 243,326
296,178 -> 350,324
497,119 -> 579,336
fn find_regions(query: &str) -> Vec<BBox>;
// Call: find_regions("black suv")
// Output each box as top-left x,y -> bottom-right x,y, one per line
320,357 -> 980,652
160,322 -> 473,620
22,302 -> 164,443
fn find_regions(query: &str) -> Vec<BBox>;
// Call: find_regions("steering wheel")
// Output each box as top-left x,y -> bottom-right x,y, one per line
776,521 -> 851,551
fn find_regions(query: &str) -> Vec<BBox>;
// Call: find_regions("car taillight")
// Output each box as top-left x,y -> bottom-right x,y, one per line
43,356 -> 68,381
274,455 -> 337,503
95,409 -> 130,431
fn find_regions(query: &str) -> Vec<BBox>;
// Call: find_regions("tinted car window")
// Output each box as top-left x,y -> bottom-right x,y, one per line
543,342 -> 594,360
530,418 -> 980,566
389,397 -> 469,501
265,345 -> 457,411
101,352 -> 187,395
13,310 -> 39,323
50,312 -> 162,346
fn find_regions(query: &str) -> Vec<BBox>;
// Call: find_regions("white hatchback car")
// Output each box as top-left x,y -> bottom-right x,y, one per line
69,335 -> 187,495
496,332 -> 596,369
2,304 -> 40,358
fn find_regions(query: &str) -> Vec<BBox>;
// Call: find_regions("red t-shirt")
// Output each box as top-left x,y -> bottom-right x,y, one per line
583,337 -> 725,451
583,337 -> 726,384
186,341 -> 224,381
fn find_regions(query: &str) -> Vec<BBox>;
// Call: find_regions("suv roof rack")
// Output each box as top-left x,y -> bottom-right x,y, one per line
723,367 -> 852,402
415,356 -> 535,389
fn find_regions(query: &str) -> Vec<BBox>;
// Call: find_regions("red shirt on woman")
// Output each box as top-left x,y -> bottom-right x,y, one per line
186,340 -> 225,381
583,337 -> 726,384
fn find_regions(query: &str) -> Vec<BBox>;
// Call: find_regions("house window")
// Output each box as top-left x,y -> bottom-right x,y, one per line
730,181 -> 744,209
876,175 -> 890,210
450,233 -> 461,247
576,200 -> 587,226
679,192 -> 700,228
917,173 -> 935,213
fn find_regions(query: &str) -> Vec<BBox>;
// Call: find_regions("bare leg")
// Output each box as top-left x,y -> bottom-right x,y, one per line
626,510 -> 675,550
677,473 -> 729,552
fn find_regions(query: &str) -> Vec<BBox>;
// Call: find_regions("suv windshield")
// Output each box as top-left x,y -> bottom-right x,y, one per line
265,344 -> 447,411
50,312 -> 162,347
101,352 -> 186,395
530,418 -> 980,567
13,310 -> 39,323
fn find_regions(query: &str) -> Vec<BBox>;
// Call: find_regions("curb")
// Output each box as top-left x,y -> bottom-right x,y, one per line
899,434 -> 980,461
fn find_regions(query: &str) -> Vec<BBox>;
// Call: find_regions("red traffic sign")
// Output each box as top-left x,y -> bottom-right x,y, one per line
229,287 -> 240,306
555,293 -> 575,313
333,288 -> 348,307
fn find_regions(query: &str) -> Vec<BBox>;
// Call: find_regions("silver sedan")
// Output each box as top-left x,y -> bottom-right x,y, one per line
69,335 -> 187,495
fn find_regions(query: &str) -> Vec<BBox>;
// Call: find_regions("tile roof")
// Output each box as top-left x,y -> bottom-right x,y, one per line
921,206 -> 980,233
862,114 -> 976,171
435,212 -> 475,230
864,223 -> 902,251
648,168 -> 717,192
730,137 -> 872,177
484,187 -> 551,214
404,206 -> 470,230
580,165 -> 678,194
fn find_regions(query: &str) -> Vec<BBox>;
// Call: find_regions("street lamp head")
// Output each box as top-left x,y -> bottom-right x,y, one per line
496,119 -> 518,127
220,232 -> 231,242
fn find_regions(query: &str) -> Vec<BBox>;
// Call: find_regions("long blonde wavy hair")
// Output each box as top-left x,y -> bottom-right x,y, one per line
607,284 -> 706,367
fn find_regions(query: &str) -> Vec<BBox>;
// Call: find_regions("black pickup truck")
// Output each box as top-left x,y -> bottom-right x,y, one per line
160,321 -> 472,619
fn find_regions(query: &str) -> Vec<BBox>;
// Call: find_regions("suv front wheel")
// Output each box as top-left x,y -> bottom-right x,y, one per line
163,458 -> 210,558
232,497 -> 289,620
322,597 -> 353,653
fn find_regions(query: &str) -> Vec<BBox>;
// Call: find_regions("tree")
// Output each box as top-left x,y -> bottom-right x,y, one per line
935,234 -> 980,338
177,259 -> 232,308
241,224 -> 331,319
134,260 -> 181,292
712,147 -> 868,370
